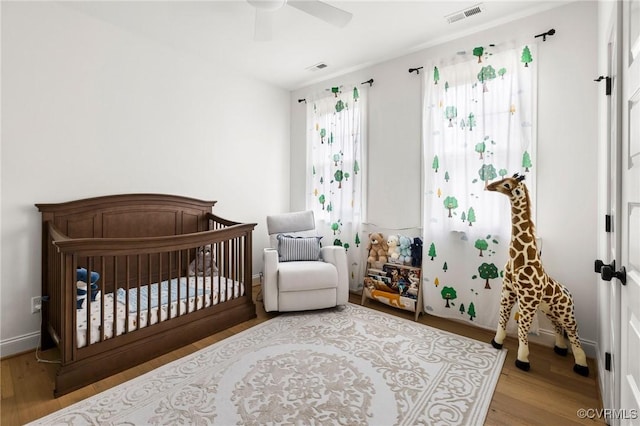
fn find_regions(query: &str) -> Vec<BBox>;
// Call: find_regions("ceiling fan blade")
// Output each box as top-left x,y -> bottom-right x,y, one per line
288,0 -> 352,28
254,8 -> 274,41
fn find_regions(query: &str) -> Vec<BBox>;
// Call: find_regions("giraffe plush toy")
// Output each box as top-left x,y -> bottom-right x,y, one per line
486,174 -> 589,376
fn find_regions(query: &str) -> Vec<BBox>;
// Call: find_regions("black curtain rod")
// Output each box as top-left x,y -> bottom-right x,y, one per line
409,67 -> 423,74
298,79 -> 374,104
535,28 -> 556,41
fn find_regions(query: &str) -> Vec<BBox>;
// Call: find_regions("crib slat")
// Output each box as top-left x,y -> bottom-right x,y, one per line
136,255 -> 142,332
112,256 -> 118,338
100,257 -> 106,343
156,253 -> 161,322
84,258 -> 92,349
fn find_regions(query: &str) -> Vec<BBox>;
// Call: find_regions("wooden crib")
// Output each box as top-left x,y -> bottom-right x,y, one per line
36,194 -> 256,397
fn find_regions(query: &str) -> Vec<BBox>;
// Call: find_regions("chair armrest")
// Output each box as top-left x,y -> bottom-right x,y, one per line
263,248 -> 280,312
321,246 -> 349,306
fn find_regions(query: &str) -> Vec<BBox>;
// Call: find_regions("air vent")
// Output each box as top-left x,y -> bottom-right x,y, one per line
307,62 -> 328,72
445,3 -> 484,24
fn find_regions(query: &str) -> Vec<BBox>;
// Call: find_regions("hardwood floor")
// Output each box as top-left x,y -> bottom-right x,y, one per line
1,290 -> 605,425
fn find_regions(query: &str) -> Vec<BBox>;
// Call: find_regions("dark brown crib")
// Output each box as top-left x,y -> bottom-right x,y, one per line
36,194 -> 256,397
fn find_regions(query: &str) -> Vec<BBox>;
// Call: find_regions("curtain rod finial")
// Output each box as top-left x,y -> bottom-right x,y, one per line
534,28 -> 556,41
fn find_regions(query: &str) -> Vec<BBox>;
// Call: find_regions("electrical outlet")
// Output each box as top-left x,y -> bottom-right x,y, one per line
31,296 -> 42,314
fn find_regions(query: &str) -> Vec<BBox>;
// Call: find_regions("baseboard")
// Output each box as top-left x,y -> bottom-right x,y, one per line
4,275 -> 263,359
529,327 -> 597,359
252,273 -> 262,287
0,331 -> 39,359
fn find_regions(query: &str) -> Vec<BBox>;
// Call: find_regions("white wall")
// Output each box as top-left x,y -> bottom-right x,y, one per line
291,1 -> 600,353
0,2 -> 290,356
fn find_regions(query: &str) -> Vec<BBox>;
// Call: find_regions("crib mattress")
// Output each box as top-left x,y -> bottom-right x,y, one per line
75,276 -> 244,348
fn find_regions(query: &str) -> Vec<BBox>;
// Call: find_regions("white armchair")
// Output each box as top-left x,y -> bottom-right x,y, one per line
262,211 -> 349,312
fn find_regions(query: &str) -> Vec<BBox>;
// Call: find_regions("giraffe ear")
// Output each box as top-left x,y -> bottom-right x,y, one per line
516,174 -> 526,182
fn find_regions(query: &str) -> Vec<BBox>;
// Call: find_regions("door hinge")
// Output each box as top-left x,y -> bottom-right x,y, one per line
605,352 -> 612,371
594,75 -> 612,96
605,214 -> 612,232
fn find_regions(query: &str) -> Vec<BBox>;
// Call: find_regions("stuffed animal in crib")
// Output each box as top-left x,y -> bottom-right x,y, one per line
387,234 -> 401,262
76,267 -> 100,307
411,237 -> 423,267
398,235 -> 413,264
486,174 -> 589,377
77,267 -> 99,285
188,247 -> 218,277
367,232 -> 388,265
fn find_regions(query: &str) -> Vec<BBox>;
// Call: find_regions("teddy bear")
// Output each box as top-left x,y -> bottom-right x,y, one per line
387,234 -> 401,262
398,235 -> 413,265
367,232 -> 388,266
188,247 -> 218,277
410,237 -> 423,267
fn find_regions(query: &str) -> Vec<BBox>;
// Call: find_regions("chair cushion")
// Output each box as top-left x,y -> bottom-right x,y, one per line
277,234 -> 323,261
269,230 -> 318,250
267,211 -> 315,235
278,261 -> 338,292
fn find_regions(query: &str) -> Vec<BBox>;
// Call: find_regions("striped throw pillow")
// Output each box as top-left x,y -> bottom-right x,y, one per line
277,234 -> 322,262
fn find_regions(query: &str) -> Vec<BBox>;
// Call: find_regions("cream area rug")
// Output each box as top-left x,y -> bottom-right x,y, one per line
30,303 -> 506,425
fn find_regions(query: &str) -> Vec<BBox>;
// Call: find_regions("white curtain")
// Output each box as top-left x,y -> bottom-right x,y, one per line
306,86 -> 367,292
421,44 -> 537,331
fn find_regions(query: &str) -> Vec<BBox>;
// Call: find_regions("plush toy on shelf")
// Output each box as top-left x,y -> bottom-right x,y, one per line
387,234 -> 401,262
398,235 -> 413,265
367,232 -> 389,266
410,237 -> 423,267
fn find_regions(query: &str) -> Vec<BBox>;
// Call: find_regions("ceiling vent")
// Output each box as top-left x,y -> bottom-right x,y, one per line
445,3 -> 484,24
307,62 -> 328,72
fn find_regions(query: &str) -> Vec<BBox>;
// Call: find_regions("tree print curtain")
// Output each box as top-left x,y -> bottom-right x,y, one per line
307,86 -> 366,292
421,44 -> 537,332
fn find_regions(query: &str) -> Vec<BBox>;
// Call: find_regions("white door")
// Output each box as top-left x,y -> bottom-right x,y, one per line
619,0 -> 640,423
597,4 -> 622,419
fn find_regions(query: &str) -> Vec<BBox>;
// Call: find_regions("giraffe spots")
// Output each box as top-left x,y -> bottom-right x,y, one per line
512,239 -> 524,251
511,253 -> 525,270
520,233 -> 534,243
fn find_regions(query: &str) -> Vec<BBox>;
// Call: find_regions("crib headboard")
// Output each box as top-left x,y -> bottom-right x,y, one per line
36,194 -> 219,301
36,193 -> 217,238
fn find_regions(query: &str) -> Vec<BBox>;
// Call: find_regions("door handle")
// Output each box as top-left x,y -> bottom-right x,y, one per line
595,259 -> 627,285
594,259 -> 614,273
601,265 -> 627,285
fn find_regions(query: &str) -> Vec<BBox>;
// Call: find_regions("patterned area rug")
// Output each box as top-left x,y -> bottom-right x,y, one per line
30,303 -> 506,425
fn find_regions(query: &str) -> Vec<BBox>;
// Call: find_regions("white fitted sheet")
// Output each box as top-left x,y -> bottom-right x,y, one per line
75,276 -> 244,348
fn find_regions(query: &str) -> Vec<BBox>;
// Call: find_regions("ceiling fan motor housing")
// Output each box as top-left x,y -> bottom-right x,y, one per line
248,0 -> 287,12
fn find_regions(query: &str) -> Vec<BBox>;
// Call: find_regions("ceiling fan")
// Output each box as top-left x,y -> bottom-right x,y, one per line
247,0 -> 353,41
